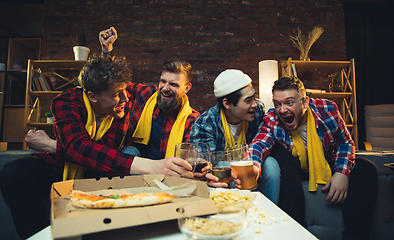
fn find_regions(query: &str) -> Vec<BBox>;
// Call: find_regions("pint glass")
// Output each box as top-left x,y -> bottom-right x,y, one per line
174,143 -> 198,173
210,150 -> 232,187
193,142 -> 210,173
228,144 -> 257,190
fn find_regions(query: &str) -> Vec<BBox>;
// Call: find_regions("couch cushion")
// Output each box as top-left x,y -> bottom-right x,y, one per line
358,153 -> 394,240
0,150 -> 37,240
304,183 -> 343,240
365,104 -> 394,151
0,150 -> 37,168
303,153 -> 394,240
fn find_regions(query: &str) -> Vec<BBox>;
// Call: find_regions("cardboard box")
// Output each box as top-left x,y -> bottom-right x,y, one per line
51,174 -> 217,239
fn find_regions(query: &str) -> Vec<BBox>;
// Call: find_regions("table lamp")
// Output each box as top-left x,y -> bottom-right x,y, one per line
259,60 -> 278,111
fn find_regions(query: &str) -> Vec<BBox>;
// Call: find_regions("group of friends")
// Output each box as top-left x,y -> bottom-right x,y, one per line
0,27 -> 378,240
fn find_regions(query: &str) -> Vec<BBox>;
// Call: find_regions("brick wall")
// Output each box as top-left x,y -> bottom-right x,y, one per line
42,0 -> 346,112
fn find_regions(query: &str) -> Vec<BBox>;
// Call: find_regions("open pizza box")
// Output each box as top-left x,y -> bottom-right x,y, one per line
50,174 -> 217,239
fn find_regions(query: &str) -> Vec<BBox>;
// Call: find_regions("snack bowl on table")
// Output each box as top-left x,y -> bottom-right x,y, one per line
209,188 -> 257,209
177,202 -> 247,240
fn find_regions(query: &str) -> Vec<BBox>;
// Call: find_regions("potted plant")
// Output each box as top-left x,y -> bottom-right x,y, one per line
45,108 -> 54,123
289,26 -> 324,61
73,34 -> 90,60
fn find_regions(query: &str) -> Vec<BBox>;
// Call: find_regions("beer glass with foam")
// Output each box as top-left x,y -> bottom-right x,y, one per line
228,144 -> 257,190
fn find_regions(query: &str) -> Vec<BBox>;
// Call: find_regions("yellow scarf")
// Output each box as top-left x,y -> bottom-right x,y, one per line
220,108 -> 248,150
290,106 -> 332,191
132,91 -> 192,158
62,91 -> 114,181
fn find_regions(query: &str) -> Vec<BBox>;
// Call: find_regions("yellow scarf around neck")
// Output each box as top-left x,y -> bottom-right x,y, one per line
132,91 -> 192,158
220,108 -> 248,150
290,106 -> 332,191
62,91 -> 114,181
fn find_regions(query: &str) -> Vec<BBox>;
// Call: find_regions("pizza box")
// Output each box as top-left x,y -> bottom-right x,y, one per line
50,174 -> 217,239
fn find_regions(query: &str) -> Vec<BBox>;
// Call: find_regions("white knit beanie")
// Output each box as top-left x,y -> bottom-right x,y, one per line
214,69 -> 252,98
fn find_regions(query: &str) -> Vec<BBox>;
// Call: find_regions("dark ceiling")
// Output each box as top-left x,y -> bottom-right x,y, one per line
0,3 -> 44,38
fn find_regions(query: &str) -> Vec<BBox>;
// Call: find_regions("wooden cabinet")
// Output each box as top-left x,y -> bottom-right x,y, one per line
280,58 -> 358,149
1,38 -> 41,147
24,60 -> 86,149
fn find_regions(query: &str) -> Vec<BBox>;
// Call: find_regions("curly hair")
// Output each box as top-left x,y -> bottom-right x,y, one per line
162,59 -> 193,84
78,54 -> 132,94
272,76 -> 306,98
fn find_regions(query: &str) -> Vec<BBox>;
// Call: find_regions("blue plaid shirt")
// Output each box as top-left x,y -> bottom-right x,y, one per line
249,98 -> 355,177
189,99 -> 265,152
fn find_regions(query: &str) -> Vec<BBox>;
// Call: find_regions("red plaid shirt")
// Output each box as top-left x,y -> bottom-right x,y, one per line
38,82 -> 199,176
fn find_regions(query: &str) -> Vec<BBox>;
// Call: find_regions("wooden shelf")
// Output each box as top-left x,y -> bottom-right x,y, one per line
7,38 -> 41,71
309,92 -> 352,99
32,60 -> 87,69
286,60 -> 351,69
280,57 -> 358,149
24,59 -> 86,149
2,38 -> 41,144
29,91 -> 62,98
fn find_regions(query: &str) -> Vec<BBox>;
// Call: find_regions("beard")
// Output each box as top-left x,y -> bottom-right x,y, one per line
157,91 -> 183,112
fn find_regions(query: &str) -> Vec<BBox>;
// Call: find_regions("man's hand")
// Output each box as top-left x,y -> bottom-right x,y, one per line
193,164 -> 210,181
130,156 -> 194,178
25,129 -> 57,153
322,172 -> 349,204
233,165 -> 260,189
205,173 -> 230,188
99,27 -> 117,53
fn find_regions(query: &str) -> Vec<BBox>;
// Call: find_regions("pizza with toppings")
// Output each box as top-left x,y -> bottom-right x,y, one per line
70,190 -> 173,209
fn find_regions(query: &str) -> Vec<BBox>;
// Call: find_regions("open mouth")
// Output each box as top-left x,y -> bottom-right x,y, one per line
161,92 -> 174,100
115,105 -> 125,113
284,116 -> 295,124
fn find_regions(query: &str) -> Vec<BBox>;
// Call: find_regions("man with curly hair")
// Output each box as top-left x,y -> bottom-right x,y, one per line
0,54 -> 196,239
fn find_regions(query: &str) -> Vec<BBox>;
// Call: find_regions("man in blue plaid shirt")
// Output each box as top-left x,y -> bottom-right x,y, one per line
189,69 -> 281,204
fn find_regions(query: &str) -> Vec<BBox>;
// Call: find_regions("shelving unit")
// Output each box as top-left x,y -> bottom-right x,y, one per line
280,57 -> 358,149
1,38 -> 41,148
24,59 -> 86,149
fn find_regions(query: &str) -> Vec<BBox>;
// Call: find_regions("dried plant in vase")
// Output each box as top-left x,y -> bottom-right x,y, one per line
290,26 -> 324,61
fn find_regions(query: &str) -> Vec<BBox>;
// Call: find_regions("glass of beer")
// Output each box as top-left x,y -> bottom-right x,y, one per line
210,150 -> 232,188
228,144 -> 257,190
174,143 -> 198,173
193,142 -> 210,173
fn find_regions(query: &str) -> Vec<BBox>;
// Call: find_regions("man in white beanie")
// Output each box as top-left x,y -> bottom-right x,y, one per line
189,69 -> 281,204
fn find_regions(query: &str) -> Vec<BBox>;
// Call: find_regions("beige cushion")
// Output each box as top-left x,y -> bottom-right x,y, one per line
365,104 -> 394,151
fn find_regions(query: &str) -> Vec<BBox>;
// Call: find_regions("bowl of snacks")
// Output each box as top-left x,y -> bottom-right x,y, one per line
209,188 -> 257,209
177,203 -> 247,240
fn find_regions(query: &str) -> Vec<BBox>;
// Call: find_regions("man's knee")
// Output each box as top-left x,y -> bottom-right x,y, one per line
121,146 -> 141,156
0,158 -> 21,187
262,156 -> 281,179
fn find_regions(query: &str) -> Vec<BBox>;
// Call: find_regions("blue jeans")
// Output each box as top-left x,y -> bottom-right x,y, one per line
255,156 -> 280,205
121,146 -> 141,156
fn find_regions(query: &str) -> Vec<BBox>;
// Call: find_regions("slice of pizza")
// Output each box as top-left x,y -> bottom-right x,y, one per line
70,190 -> 173,209
113,192 -> 173,208
70,190 -> 116,208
